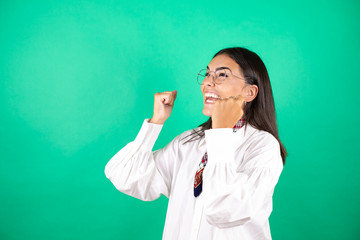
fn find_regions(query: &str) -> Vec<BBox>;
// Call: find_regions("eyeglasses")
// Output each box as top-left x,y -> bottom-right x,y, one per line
197,68 -> 246,85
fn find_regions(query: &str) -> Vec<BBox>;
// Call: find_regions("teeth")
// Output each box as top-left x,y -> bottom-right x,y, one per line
205,93 -> 220,99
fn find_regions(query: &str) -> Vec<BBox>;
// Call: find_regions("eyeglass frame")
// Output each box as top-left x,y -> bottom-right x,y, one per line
197,67 -> 248,85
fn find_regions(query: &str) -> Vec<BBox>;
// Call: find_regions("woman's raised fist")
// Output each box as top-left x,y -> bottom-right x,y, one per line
149,90 -> 177,124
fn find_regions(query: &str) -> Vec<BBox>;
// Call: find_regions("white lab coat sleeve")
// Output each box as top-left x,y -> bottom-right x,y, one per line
104,119 -> 177,201
202,128 -> 283,229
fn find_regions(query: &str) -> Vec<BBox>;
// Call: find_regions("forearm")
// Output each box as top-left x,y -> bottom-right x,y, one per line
104,119 -> 169,201
202,128 -> 281,228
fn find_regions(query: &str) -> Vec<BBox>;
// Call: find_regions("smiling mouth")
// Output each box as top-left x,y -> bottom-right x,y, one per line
204,92 -> 220,104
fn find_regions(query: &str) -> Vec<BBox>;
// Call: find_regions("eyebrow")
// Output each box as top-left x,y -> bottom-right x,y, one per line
207,66 -> 232,72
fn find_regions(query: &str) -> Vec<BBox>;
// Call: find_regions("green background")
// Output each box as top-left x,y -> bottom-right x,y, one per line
1,0 -> 359,239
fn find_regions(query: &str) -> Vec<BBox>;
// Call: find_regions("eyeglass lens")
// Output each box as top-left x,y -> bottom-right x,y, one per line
197,69 -> 229,85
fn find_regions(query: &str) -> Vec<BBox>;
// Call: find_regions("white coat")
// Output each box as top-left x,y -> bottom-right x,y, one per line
105,119 -> 283,239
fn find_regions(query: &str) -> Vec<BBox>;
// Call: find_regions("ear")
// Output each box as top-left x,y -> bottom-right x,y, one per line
244,85 -> 258,102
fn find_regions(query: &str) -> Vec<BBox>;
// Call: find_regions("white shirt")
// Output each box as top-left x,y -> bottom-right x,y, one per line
105,119 -> 283,240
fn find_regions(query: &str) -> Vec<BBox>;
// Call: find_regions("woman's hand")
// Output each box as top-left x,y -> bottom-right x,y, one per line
212,95 -> 245,129
149,90 -> 177,124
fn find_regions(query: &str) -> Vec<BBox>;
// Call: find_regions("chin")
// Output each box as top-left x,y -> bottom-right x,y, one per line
202,108 -> 212,117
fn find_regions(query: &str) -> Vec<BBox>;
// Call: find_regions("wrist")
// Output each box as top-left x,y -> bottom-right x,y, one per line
149,117 -> 165,124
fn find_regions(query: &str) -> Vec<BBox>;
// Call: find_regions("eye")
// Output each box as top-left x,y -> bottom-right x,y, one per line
217,69 -> 230,78
218,72 -> 229,77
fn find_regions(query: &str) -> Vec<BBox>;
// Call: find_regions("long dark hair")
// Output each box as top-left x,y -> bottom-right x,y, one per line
183,47 -> 287,164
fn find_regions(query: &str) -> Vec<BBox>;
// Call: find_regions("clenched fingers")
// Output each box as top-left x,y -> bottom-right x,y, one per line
212,95 -> 245,129
155,90 -> 177,106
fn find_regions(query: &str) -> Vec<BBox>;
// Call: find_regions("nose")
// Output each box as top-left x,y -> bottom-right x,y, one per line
202,73 -> 215,87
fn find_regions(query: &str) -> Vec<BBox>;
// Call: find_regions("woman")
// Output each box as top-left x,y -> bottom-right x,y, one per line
105,47 -> 286,239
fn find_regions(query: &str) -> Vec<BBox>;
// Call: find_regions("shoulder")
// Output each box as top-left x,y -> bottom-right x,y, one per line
160,126 -> 203,151
173,126 -> 203,143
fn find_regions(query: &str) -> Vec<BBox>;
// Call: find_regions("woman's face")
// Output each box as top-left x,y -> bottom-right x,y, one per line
201,54 -> 248,117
